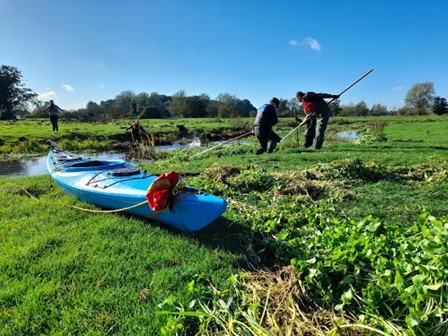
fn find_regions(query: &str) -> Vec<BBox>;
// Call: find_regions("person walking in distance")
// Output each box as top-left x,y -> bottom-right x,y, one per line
125,120 -> 147,143
45,100 -> 64,131
253,97 -> 281,154
295,91 -> 339,149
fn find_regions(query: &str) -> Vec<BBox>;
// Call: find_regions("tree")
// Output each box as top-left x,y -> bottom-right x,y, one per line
134,92 -> 151,113
236,99 -> 256,117
0,65 -> 37,120
216,93 -> 239,117
140,106 -> 163,119
396,106 -> 415,116
167,90 -> 187,117
404,82 -> 435,115
275,98 -> 290,117
340,101 -> 368,116
355,101 -> 369,116
329,100 -> 342,116
85,101 -> 103,120
184,96 -> 207,117
215,93 -> 256,117
113,90 -> 136,117
432,96 -> 447,115
370,103 -> 389,116
134,92 -> 170,118
206,100 -> 221,118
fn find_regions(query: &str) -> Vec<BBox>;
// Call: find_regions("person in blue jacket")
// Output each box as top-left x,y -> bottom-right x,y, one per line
253,97 -> 281,154
44,100 -> 64,131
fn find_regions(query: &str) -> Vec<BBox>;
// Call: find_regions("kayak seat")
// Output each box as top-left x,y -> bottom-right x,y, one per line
54,153 -> 82,162
109,167 -> 141,177
69,160 -> 105,168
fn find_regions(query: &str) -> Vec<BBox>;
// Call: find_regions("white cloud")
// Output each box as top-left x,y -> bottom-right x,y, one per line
37,91 -> 57,101
289,36 -> 321,51
99,84 -> 105,89
289,39 -> 299,46
393,86 -> 403,91
62,84 -> 75,92
304,37 -> 321,51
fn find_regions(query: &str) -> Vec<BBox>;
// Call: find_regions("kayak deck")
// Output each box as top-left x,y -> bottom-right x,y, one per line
46,141 -> 227,231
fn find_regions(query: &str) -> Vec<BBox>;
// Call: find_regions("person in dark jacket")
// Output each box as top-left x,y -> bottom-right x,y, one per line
126,120 -> 146,143
253,97 -> 281,154
44,100 -> 64,131
295,91 -> 339,149
176,124 -> 189,139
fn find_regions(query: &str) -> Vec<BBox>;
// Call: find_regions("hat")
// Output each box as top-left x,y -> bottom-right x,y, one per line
271,97 -> 280,107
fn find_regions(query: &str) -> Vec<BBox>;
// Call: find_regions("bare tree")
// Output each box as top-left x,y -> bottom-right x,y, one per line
404,82 -> 435,115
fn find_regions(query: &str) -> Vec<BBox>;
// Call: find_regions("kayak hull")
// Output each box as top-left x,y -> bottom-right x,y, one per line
46,141 -> 227,232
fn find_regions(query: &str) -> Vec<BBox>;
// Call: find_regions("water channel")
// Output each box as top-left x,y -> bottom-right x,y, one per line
336,130 -> 360,141
0,139 -> 239,177
0,141 -> 205,178
0,132 -> 358,178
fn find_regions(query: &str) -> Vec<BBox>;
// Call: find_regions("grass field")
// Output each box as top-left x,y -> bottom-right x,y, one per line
1,116 -> 447,335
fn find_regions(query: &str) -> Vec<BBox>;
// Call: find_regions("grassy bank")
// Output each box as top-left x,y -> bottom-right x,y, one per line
1,116 -> 447,335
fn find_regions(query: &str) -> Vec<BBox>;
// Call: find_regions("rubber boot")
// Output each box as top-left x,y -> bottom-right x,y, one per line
267,140 -> 278,153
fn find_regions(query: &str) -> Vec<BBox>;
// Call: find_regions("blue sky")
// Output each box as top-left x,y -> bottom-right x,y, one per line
1,0 -> 447,111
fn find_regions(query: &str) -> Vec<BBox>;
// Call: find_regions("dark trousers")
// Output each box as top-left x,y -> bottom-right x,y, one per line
49,115 -> 58,131
131,130 -> 142,143
254,126 -> 281,153
303,110 -> 329,149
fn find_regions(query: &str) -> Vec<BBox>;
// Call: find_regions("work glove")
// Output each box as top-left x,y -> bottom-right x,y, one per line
332,95 -> 340,99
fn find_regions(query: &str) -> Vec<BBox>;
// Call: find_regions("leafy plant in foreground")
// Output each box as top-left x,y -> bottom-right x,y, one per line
289,213 -> 448,335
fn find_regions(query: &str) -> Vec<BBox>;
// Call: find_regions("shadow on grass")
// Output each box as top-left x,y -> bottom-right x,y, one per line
147,215 -> 286,272
195,217 -> 284,270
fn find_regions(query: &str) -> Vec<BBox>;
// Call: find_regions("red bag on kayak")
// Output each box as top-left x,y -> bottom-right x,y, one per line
146,171 -> 179,211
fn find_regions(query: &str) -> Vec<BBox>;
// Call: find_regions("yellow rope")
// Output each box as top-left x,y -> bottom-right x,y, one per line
22,188 -> 38,201
68,192 -> 194,218
22,187 -> 149,213
68,200 -> 148,213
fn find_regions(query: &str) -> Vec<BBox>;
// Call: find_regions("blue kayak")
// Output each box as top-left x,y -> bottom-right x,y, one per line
46,140 -> 227,232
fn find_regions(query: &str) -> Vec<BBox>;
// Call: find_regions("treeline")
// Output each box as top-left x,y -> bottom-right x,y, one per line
27,90 -> 444,123
29,83 -> 446,122
30,90 -> 259,121
1,64 -> 447,121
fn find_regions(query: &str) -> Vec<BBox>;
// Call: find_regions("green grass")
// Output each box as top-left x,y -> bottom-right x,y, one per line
1,115 -> 447,335
0,117 -> 252,154
0,177 -> 246,334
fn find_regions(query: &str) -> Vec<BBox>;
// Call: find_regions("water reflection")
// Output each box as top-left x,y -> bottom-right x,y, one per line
0,160 -> 33,177
336,130 -> 360,141
0,152 -> 127,178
